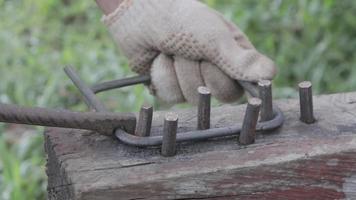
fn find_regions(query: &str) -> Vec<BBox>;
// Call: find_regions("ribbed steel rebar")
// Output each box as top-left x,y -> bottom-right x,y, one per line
0,103 -> 136,135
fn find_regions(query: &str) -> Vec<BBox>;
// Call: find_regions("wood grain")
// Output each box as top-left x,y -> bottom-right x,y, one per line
45,92 -> 356,200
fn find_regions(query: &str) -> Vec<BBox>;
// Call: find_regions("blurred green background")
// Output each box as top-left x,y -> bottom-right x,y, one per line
0,0 -> 355,199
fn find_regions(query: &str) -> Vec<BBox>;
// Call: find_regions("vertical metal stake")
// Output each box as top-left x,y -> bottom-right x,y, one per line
161,113 -> 178,157
197,87 -> 211,130
258,80 -> 273,122
239,98 -> 262,145
135,104 -> 153,137
299,81 -> 316,124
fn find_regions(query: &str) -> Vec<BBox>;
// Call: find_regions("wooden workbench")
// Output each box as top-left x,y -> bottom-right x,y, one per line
45,92 -> 356,200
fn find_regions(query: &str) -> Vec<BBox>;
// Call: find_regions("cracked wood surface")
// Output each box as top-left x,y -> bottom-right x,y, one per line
45,92 -> 356,200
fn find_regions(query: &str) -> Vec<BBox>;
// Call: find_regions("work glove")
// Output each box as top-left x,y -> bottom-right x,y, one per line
102,0 -> 277,104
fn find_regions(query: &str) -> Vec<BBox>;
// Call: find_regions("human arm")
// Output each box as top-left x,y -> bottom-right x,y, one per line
96,0 -> 277,104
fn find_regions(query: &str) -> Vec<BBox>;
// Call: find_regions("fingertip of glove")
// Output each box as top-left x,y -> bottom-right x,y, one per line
245,55 -> 277,81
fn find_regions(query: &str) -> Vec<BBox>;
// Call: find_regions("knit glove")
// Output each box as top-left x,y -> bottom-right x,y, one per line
102,0 -> 277,104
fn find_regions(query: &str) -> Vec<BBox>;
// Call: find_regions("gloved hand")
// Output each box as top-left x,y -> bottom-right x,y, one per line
102,0 -> 277,104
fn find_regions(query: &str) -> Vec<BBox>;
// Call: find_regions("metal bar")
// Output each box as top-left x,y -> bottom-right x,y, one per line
135,104 -> 153,137
90,74 -> 258,100
161,113 -> 178,157
238,81 -> 259,97
0,103 -> 136,135
0,72 -> 284,147
239,98 -> 262,145
299,81 -> 315,124
197,87 -> 211,130
115,106 -> 284,147
91,75 -> 151,94
258,80 -> 274,122
64,66 -> 137,133
64,66 -> 108,112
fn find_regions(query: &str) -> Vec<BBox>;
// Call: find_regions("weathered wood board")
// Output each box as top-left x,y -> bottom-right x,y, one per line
45,92 -> 356,200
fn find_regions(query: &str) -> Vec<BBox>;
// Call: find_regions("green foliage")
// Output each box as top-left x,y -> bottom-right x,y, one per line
0,0 -> 155,198
0,133 -> 46,200
205,0 -> 356,97
0,0 -> 355,199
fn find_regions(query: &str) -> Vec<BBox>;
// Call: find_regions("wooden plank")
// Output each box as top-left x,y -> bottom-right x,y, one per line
45,92 -> 356,200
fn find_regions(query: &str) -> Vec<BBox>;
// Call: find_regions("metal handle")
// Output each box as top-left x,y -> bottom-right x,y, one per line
0,103 -> 136,135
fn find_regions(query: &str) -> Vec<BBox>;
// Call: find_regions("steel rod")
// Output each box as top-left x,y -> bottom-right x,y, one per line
258,80 -> 274,122
0,71 -> 284,148
161,113 -> 178,157
239,98 -> 262,145
91,75 -> 151,94
239,81 -> 259,97
135,104 -> 153,137
64,66 -> 108,112
197,87 -> 211,130
299,81 -> 315,124
115,106 -> 283,147
0,103 -> 136,135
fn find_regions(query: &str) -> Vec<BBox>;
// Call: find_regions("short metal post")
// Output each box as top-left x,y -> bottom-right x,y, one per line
135,104 -> 153,137
239,98 -> 262,145
258,80 -> 273,122
161,113 -> 178,157
197,87 -> 211,130
299,81 -> 316,124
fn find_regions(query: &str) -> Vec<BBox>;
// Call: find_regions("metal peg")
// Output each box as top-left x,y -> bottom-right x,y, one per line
239,98 -> 262,145
299,81 -> 316,124
258,80 -> 273,122
197,87 -> 211,130
135,104 -> 153,137
161,113 -> 178,157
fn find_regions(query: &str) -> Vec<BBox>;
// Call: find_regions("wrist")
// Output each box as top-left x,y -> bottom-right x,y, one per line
95,0 -> 125,15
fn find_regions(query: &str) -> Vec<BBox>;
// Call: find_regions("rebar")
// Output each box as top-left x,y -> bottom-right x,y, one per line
299,81 -> 316,124
135,104 -> 153,137
64,66 -> 107,112
258,80 -> 274,122
0,103 -> 136,135
0,70 -> 284,148
161,113 -> 178,157
92,75 -> 151,94
197,87 -> 211,130
115,106 -> 284,147
239,98 -> 262,145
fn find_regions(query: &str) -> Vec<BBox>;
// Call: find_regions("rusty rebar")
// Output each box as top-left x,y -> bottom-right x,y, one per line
64,66 -> 136,133
161,113 -> 178,157
258,80 -> 273,122
92,75 -> 151,94
64,66 -> 107,112
135,104 -> 153,137
0,103 -> 136,135
116,106 -> 283,147
197,87 -> 211,130
299,81 -> 315,124
239,98 -> 262,145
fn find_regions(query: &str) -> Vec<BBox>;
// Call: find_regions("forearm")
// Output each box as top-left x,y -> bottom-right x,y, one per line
95,0 -> 124,15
